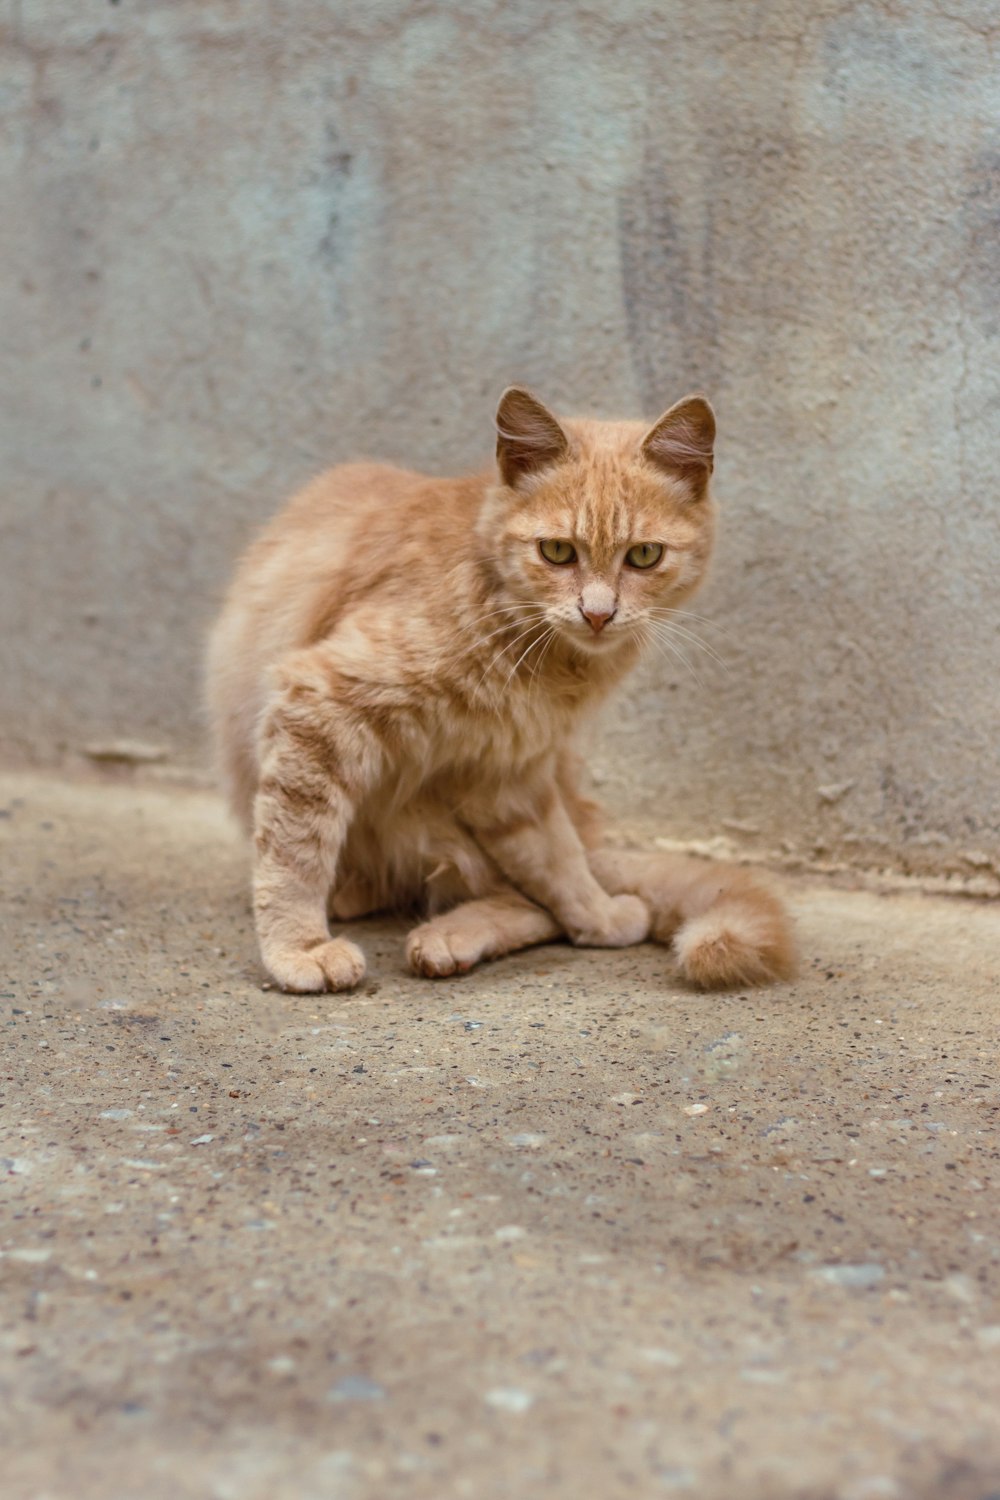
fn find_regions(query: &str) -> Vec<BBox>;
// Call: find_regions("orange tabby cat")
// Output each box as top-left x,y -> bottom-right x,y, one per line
206,387 -> 795,993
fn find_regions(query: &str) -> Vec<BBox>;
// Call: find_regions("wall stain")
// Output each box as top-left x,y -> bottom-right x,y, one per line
962,144 -> 1000,339
317,122 -> 355,266
618,140 -> 720,412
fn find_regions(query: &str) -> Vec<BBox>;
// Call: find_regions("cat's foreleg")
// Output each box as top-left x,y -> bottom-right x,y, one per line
252,667 -> 382,993
406,889 -> 561,977
588,849 -> 795,989
467,779 -> 650,948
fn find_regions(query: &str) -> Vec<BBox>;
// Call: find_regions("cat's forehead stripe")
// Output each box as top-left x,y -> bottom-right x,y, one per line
581,489 -> 629,555
577,456 -> 634,555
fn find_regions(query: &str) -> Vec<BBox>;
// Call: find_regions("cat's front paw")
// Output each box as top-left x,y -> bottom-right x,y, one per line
263,937 -> 367,993
406,923 -> 481,978
568,893 -> 650,948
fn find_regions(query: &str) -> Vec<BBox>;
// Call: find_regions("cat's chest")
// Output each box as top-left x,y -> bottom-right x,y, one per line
349,693 -> 563,827
430,688 -> 570,775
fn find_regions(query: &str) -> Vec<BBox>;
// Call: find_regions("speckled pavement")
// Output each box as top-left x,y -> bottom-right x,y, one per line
2,773 -> 1000,1500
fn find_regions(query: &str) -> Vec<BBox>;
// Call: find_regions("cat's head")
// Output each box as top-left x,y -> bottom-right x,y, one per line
484,386 -> 717,656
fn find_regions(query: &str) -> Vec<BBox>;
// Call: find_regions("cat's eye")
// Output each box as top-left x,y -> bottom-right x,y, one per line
625,542 -> 664,569
539,539 -> 577,566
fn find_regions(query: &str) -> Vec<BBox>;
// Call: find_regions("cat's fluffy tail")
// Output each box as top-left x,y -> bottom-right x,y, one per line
588,849 -> 796,989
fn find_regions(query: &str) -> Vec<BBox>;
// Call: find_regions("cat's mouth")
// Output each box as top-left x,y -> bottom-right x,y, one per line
564,619 -> 624,653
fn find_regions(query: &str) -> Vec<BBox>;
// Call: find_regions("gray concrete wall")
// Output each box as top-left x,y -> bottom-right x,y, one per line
3,0 -> 998,881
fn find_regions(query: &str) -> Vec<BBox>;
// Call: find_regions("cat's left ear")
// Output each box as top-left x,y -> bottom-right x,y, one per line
641,395 -> 715,496
495,386 -> 569,488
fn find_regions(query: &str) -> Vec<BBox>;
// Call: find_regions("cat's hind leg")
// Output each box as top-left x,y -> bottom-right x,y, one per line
589,849 -> 795,989
406,890 -> 561,978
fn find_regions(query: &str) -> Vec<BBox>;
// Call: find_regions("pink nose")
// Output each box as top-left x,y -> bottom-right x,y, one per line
579,604 -> 616,634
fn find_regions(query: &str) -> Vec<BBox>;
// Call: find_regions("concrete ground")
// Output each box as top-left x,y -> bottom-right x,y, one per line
2,772 -> 999,1500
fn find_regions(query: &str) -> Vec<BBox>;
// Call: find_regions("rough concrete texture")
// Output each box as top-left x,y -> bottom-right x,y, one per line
3,771 -> 1000,1499
3,2 -> 999,879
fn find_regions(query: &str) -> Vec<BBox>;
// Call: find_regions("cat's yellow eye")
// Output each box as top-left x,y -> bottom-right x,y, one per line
625,542 -> 664,569
539,539 -> 577,566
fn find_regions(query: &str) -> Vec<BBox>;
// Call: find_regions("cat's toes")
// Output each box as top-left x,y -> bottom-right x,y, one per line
265,938 -> 367,993
406,925 -> 480,978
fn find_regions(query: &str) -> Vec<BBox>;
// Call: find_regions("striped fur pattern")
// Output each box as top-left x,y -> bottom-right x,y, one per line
206,388 -> 795,993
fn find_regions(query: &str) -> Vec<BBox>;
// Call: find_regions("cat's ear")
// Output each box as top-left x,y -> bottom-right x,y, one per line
495,386 -> 569,488
641,395 -> 715,495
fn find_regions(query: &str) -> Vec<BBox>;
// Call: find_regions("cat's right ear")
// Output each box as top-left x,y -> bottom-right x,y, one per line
495,387 -> 569,488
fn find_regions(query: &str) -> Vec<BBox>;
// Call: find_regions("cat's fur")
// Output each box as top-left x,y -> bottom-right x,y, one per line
206,387 -> 795,993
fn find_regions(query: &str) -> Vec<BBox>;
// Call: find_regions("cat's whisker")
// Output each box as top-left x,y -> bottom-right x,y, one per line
645,626 -> 710,685
504,623 -> 554,693
460,598 -> 544,634
653,628 -> 728,678
472,616 -> 551,693
463,602 -> 541,634
470,611 -> 549,653
504,638 -> 543,690
647,611 -> 736,658
526,627 -> 559,699
477,609 -> 549,642
646,606 -> 726,633
644,616 -> 729,672
474,621 -> 552,722
465,601 -> 547,629
646,607 -> 724,633
635,622 -> 706,689
641,615 -> 728,663
647,606 -> 733,638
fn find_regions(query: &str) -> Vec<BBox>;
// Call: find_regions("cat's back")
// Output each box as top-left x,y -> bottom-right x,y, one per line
234,460 -> 426,597
230,461 -> 481,618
